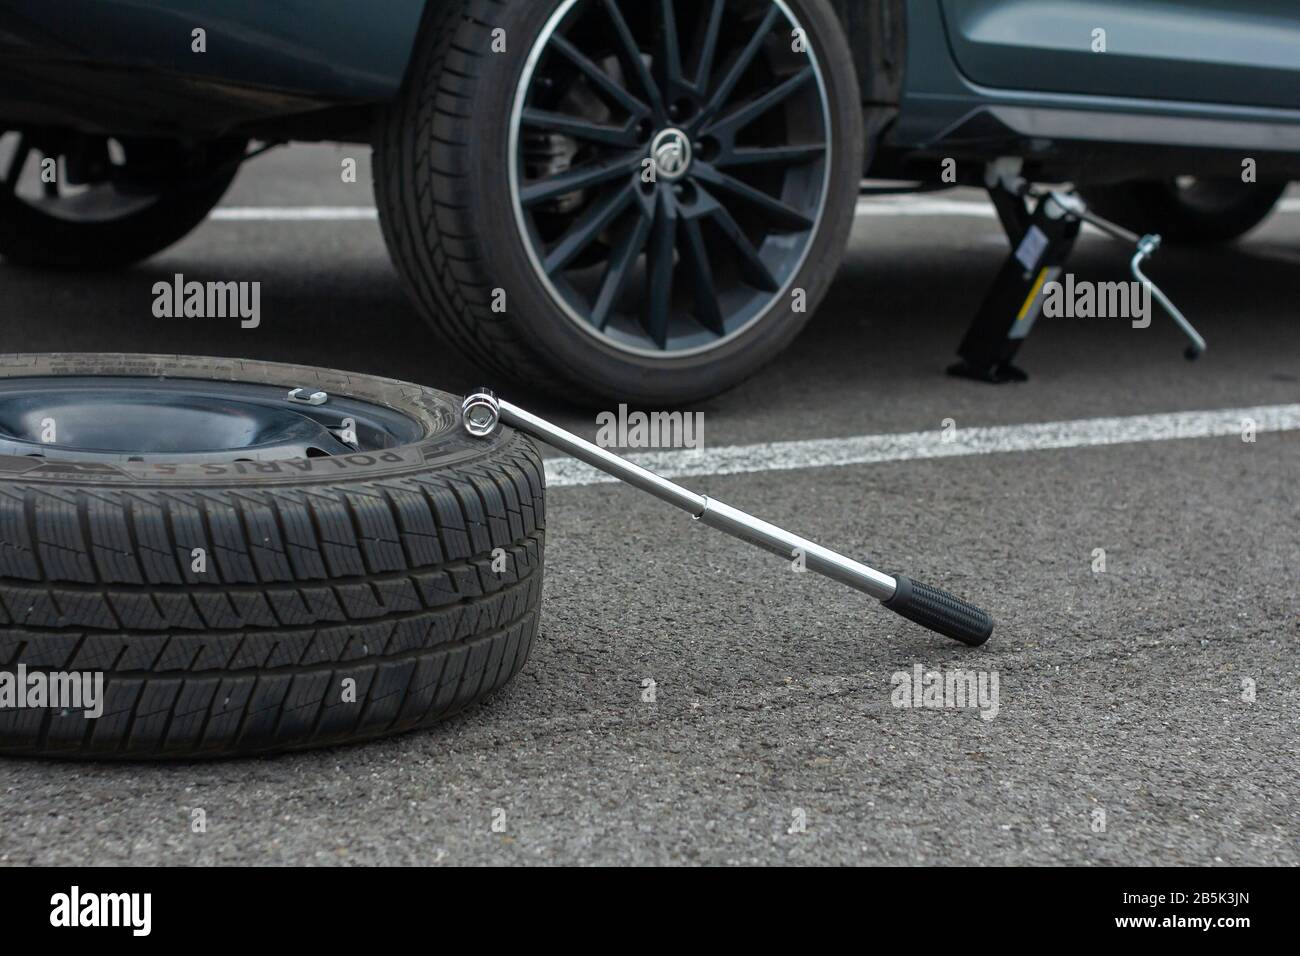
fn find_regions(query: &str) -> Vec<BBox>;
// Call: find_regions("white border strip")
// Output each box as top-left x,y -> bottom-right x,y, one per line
544,403 -> 1300,487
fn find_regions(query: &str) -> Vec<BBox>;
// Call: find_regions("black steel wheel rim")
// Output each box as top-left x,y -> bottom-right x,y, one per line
510,0 -> 831,356
0,378 -> 425,464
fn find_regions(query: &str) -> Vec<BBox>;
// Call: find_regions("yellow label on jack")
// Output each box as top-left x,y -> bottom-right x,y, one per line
1018,267 -> 1051,322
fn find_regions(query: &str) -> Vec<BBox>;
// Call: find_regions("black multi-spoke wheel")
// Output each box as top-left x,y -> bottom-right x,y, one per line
0,131 -> 243,269
376,0 -> 863,403
511,0 -> 830,355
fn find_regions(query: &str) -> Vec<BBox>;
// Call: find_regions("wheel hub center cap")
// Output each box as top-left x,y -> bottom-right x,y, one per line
650,127 -> 692,181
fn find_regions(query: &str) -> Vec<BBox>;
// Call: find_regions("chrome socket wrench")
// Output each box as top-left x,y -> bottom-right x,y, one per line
461,390 -> 993,646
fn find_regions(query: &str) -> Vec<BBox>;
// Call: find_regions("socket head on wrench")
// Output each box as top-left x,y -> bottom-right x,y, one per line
461,388 -> 500,438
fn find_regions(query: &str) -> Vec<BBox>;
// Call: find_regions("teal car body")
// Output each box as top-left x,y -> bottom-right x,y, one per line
1,1 -> 1298,179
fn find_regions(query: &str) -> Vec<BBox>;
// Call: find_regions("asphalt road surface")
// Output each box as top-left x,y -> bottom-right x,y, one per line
1,145 -> 1296,865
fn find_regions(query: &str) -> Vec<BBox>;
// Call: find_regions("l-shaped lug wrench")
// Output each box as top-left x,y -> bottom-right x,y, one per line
1036,188 -> 1207,359
461,390 -> 993,647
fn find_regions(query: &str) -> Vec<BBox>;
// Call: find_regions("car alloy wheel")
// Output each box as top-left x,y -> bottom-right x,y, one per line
0,132 -> 157,223
0,131 -> 244,269
508,0 -> 832,357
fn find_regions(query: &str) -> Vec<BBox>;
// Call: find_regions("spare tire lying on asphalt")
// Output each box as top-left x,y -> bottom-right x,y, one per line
0,354 -> 545,758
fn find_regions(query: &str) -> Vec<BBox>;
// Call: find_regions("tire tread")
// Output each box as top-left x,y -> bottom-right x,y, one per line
0,439 -> 546,759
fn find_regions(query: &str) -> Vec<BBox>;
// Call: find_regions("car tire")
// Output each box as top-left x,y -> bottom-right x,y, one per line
0,135 -> 243,270
375,0 -> 864,405
1079,178 -> 1288,244
0,354 -> 545,759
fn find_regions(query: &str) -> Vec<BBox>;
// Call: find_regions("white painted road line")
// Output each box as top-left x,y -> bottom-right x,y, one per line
209,201 -> 994,221
854,196 -> 1300,218
544,403 -> 1300,488
854,198 -> 994,217
210,206 -> 379,220
209,198 -> 1300,221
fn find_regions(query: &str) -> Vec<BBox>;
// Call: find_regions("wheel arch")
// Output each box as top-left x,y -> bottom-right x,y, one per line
827,0 -> 906,151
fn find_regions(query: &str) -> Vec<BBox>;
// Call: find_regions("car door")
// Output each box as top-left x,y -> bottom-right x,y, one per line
937,0 -> 1300,110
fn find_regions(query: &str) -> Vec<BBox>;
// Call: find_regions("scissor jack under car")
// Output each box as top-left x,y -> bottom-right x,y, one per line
460,390 -> 995,648
948,165 -> 1207,383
